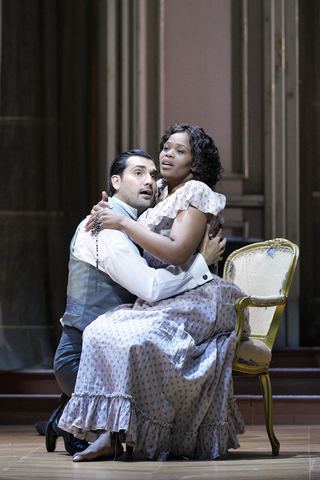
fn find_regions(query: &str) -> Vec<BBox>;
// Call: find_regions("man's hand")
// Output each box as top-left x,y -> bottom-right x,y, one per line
199,226 -> 226,267
85,191 -> 113,231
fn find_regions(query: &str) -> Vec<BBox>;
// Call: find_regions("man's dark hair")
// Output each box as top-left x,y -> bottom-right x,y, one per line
108,150 -> 154,196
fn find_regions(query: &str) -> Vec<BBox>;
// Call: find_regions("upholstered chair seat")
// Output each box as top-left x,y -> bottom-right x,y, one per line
235,338 -> 272,367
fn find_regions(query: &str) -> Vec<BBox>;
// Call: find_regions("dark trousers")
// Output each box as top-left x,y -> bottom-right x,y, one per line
53,325 -> 83,397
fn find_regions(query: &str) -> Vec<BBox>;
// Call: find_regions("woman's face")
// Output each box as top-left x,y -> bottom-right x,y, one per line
159,132 -> 193,188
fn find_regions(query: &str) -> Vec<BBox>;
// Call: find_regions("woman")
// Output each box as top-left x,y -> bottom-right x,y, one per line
59,123 -> 250,461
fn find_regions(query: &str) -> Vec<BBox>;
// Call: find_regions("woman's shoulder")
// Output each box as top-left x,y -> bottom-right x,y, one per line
155,178 -> 224,203
176,180 -> 226,211
138,179 -> 226,229
182,179 -> 224,196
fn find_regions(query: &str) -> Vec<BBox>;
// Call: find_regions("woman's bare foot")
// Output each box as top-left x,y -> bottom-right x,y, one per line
72,431 -> 123,462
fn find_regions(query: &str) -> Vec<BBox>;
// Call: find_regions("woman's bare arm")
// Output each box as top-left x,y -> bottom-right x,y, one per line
87,206 -> 209,266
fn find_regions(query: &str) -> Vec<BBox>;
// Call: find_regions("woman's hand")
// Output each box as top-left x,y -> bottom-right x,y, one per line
85,207 -> 127,233
91,191 -> 110,212
88,191 -> 111,215
199,226 -> 226,266
85,191 -> 115,232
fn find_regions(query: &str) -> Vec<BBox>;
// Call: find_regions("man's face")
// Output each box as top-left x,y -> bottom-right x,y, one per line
112,156 -> 158,215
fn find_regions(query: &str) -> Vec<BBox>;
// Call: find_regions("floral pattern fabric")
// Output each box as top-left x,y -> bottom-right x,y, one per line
59,180 -> 250,460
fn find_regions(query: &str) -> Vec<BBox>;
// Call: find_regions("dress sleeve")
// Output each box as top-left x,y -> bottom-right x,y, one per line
139,180 -> 226,233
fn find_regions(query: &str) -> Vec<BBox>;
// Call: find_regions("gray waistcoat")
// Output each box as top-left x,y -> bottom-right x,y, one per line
61,198 -> 138,331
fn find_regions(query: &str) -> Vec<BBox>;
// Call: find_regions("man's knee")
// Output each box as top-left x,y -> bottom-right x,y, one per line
53,326 -> 83,397
54,360 -> 79,398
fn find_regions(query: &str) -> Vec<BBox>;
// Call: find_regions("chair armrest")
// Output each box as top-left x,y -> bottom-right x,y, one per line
232,295 -> 286,360
236,295 -> 286,309
232,297 -> 249,353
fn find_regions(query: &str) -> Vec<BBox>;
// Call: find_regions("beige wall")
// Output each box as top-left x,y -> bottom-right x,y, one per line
161,0 -> 248,240
163,0 -> 233,175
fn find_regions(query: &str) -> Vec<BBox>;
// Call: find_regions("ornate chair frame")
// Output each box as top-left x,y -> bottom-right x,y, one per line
223,238 -> 299,455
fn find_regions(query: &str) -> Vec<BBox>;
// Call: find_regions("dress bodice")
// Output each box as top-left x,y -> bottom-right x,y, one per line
137,180 -> 226,269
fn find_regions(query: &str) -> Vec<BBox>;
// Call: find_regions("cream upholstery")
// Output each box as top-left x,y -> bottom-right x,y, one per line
223,238 -> 299,456
236,338 -> 271,367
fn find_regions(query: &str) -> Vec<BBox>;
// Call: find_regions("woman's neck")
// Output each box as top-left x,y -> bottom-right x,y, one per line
167,174 -> 194,195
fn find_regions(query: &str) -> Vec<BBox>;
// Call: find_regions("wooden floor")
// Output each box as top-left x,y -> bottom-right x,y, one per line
0,425 -> 319,479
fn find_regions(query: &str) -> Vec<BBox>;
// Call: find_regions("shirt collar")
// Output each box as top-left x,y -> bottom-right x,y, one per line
110,197 -> 138,220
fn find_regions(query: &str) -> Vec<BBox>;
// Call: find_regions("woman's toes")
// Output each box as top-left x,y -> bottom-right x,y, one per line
72,453 -> 84,462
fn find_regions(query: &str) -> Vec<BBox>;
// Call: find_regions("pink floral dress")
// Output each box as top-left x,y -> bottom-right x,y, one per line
59,180 -> 250,460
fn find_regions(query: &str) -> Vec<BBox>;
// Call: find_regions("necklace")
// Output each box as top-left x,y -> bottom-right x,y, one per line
91,212 -> 101,269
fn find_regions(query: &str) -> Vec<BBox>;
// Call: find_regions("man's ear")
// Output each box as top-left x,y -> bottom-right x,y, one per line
111,175 -> 121,193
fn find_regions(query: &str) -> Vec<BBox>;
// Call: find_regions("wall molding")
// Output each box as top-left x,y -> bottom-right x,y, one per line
226,194 -> 264,208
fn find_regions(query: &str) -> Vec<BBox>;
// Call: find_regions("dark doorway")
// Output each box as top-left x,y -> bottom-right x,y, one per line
299,0 -> 320,345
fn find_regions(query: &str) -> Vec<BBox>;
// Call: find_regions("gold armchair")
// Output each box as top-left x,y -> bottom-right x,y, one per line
223,238 -> 299,455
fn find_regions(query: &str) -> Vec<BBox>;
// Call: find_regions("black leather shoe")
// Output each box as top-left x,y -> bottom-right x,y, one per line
34,421 -> 48,436
45,393 -> 89,455
45,393 -> 70,452
47,415 -> 89,455
60,429 -> 89,455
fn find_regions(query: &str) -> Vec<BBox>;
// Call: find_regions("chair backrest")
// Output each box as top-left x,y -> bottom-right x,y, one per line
223,238 -> 299,350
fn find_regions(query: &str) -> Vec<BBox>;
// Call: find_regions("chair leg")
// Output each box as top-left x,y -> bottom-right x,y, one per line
258,372 -> 280,455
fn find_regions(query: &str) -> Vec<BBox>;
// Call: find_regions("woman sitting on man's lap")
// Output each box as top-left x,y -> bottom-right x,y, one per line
58,123 -> 250,461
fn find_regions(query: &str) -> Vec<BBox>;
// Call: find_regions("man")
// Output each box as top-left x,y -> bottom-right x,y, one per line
46,149 -> 226,455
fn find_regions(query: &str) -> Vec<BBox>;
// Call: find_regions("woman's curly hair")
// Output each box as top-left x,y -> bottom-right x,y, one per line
158,123 -> 223,190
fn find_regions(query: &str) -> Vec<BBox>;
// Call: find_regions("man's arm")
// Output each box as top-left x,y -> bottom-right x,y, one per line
73,220 -> 221,303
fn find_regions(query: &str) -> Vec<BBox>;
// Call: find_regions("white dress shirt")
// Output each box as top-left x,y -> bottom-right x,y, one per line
73,199 -> 213,303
